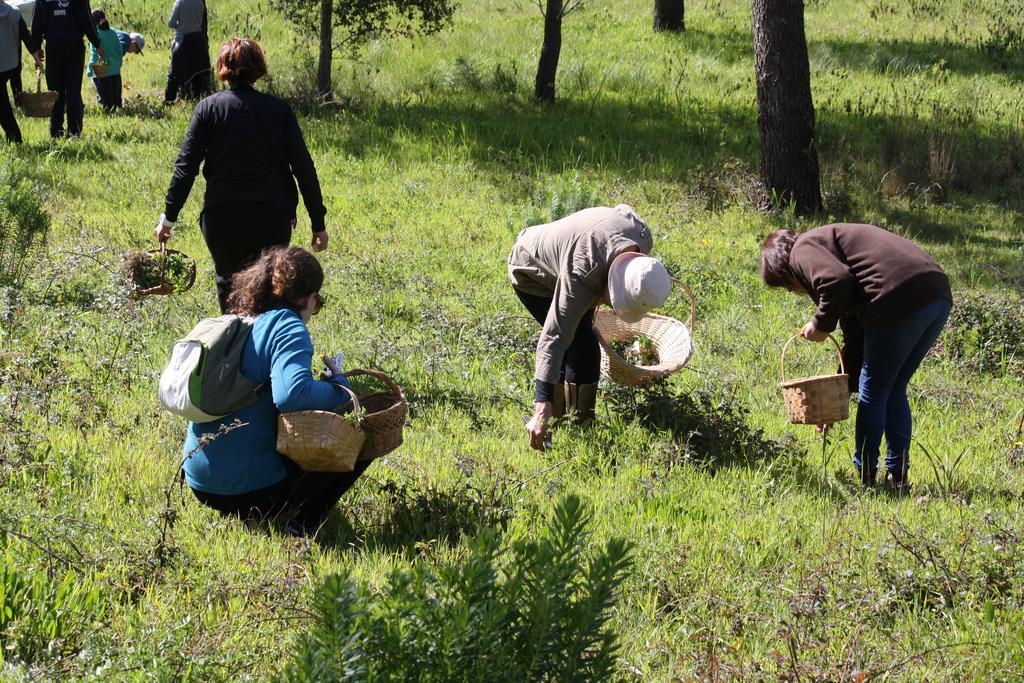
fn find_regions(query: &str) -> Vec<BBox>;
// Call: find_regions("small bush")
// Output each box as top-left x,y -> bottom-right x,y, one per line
940,290 -> 1024,377
0,548 -> 105,668
508,174 -> 601,232
0,162 -> 50,290
281,495 -> 632,682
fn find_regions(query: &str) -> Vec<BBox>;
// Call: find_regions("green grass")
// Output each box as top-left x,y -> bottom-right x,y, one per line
2,0 -> 1024,679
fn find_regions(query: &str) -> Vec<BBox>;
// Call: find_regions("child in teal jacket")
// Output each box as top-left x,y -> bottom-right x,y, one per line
88,9 -> 125,110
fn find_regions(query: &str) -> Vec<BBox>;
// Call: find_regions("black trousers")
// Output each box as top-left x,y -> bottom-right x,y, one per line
0,68 -> 20,143
10,56 -> 21,104
200,202 -> 294,313
93,74 -> 122,110
515,289 -> 601,385
192,459 -> 372,531
45,39 -> 86,137
165,32 -> 211,103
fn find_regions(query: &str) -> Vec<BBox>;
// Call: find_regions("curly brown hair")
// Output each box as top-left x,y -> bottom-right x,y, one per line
227,247 -> 323,316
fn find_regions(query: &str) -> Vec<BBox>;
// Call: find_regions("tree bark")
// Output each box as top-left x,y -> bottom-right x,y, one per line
653,0 -> 684,32
751,0 -> 822,215
316,0 -> 334,101
534,0 -> 563,103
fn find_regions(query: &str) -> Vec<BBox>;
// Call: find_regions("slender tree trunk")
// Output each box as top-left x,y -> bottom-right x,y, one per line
751,0 -> 822,215
316,0 -> 334,101
653,0 -> 684,32
534,0 -> 563,103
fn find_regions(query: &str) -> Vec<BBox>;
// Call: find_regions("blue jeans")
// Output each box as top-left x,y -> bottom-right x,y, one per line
853,299 -> 951,477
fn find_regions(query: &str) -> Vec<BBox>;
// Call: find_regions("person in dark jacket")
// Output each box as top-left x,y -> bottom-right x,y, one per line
156,38 -> 329,313
31,0 -> 105,138
1,2 -> 42,143
760,223 -> 953,490
163,0 -> 209,104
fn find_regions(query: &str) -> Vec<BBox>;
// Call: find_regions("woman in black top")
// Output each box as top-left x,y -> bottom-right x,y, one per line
31,0 -> 105,138
156,38 -> 329,313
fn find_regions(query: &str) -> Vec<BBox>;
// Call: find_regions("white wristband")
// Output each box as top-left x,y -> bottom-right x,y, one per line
159,213 -> 177,228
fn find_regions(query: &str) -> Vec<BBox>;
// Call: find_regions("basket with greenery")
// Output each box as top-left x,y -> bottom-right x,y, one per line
122,246 -> 196,296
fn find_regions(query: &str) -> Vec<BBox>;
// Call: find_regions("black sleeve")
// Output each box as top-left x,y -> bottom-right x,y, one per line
282,107 -> 327,233
838,315 -> 863,393
164,103 -> 210,222
19,17 -> 37,54
31,1 -> 48,46
535,380 -> 555,403
201,0 -> 208,40
76,0 -> 101,48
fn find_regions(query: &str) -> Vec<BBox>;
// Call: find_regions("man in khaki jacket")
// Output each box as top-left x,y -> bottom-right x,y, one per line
508,204 -> 671,450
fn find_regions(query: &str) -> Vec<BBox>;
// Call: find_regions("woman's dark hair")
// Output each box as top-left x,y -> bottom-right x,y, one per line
227,247 -> 323,315
216,38 -> 268,86
759,229 -> 798,288
91,9 -> 110,30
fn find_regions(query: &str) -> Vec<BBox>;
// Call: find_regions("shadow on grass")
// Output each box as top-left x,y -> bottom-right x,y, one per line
604,382 -> 810,477
321,476 -> 514,554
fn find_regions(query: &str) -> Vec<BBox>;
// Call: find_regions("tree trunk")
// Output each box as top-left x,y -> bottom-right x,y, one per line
751,0 -> 822,215
316,0 -> 334,101
653,0 -> 684,32
534,0 -> 563,103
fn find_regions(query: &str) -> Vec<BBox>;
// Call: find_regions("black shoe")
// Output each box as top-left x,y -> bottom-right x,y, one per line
285,518 -> 310,538
858,466 -> 877,487
886,470 -> 910,492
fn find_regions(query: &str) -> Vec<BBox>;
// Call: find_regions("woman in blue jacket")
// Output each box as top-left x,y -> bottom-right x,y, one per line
183,246 -> 367,537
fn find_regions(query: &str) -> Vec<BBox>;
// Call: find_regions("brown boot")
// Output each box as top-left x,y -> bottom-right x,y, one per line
565,382 -> 598,425
551,383 -> 567,420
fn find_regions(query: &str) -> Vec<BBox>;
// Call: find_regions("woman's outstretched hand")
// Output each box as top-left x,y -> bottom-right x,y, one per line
526,401 -> 553,451
800,320 -> 829,342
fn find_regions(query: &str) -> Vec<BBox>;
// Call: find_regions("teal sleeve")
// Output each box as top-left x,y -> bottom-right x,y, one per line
269,315 -> 351,413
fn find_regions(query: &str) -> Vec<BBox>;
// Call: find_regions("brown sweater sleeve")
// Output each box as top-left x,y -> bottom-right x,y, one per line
789,240 -> 855,333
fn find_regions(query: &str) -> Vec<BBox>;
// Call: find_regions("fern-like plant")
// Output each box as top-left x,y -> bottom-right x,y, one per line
281,495 -> 632,682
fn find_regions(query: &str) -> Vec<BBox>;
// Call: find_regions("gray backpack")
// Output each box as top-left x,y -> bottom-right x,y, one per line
158,315 -> 265,423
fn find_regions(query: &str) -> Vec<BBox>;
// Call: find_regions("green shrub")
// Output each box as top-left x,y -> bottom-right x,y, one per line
941,290 -> 1024,377
0,548 -> 105,668
0,162 -> 50,290
508,174 -> 601,232
281,495 -> 633,682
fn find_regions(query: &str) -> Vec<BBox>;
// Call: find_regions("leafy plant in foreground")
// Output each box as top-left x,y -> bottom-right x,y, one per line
0,161 -> 50,291
281,495 -> 632,682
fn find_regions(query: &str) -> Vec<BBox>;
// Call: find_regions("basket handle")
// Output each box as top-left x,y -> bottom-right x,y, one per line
331,382 -> 361,418
670,277 -> 696,331
157,241 -> 170,289
780,333 -> 845,383
342,368 -> 403,397
36,67 -> 43,93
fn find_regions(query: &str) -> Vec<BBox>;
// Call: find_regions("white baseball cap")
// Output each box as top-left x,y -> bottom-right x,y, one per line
607,252 -> 672,323
130,33 -> 145,53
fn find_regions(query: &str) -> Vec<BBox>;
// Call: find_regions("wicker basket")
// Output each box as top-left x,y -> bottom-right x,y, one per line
132,244 -> 197,297
344,368 -> 406,460
21,71 -> 58,119
592,280 -> 696,387
780,334 -> 850,425
277,385 -> 366,472
92,61 -> 109,78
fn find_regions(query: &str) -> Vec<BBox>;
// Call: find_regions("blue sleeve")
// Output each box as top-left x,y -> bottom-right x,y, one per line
268,314 -> 352,413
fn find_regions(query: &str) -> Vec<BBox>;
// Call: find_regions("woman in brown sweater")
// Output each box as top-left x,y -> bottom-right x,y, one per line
760,223 -> 952,489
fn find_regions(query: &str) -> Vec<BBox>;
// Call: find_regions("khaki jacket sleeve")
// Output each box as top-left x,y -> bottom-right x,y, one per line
534,272 -> 600,384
